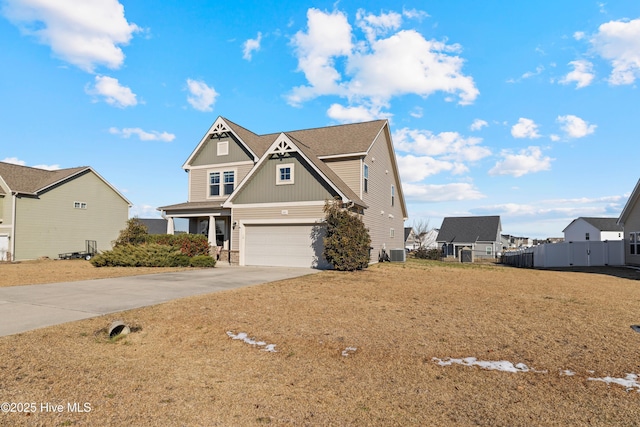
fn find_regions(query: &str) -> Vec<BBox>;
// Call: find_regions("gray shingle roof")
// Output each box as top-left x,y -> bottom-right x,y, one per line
436,216 -> 502,243
0,162 -> 89,195
574,217 -> 623,232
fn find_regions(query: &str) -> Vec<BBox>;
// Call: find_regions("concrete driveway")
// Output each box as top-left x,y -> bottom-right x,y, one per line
0,266 -> 318,337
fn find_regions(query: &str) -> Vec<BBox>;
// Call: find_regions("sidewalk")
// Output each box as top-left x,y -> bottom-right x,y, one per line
0,266 -> 318,337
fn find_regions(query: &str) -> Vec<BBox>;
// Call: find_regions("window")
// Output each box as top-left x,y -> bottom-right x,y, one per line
585,232 -> 590,241
74,201 -> 87,209
217,140 -> 229,156
223,171 -> 235,194
363,164 -> 369,193
391,185 -> 395,207
390,228 -> 395,238
276,163 -> 294,185
209,172 -> 221,196
486,246 -> 493,255
631,232 -> 640,255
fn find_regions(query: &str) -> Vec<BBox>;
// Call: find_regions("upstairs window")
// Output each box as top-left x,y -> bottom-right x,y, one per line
363,164 -> 369,193
391,185 -> 395,207
209,172 -> 220,196
74,201 -> 87,209
223,171 -> 235,194
585,232 -> 590,241
276,163 -> 294,185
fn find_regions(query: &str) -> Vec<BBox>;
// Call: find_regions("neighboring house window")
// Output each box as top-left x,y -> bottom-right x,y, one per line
390,228 -> 395,238
209,172 -> 221,196
74,201 -> 87,209
391,185 -> 395,207
223,171 -> 235,194
363,164 -> 369,193
217,140 -> 229,156
276,163 -> 295,185
585,232 -> 590,241
631,232 -> 640,255
486,246 -> 493,255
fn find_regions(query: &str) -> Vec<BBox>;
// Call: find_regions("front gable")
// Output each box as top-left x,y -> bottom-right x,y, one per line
184,117 -> 258,168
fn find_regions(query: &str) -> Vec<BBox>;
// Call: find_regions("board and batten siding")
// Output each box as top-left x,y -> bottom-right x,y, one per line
324,158 -> 362,197
232,153 -> 338,205
361,129 -> 405,262
188,163 -> 254,202
13,171 -> 129,260
231,204 -> 325,251
189,136 -> 253,166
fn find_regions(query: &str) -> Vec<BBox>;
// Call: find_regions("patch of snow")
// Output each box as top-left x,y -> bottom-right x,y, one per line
561,370 -> 576,376
433,357 -> 546,373
226,331 -> 277,352
588,373 -> 640,392
342,347 -> 357,357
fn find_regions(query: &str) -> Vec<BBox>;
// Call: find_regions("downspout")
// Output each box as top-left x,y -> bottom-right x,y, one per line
10,192 -> 17,261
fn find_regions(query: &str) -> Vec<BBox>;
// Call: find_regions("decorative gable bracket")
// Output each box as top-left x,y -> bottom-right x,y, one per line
208,122 -> 231,139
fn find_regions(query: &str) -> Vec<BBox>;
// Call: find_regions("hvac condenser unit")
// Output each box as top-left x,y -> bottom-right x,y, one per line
389,248 -> 406,262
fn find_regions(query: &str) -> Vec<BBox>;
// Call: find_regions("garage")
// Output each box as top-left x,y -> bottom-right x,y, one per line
243,223 -> 329,268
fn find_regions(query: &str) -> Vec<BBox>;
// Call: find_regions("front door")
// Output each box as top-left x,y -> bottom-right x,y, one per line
215,218 -> 228,249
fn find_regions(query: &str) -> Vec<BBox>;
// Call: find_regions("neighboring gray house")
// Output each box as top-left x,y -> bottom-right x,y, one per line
0,161 -> 131,261
618,178 -> 640,267
436,216 -> 502,259
139,218 -> 169,235
159,116 -> 408,268
563,217 -> 623,242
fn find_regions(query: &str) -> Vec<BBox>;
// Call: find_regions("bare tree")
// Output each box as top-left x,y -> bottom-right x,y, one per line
412,219 -> 431,249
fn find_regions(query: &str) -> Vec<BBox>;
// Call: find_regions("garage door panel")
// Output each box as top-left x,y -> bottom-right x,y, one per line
244,224 -> 329,268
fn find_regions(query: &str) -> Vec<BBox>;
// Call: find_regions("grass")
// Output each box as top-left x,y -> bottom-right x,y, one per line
1,260 -> 640,425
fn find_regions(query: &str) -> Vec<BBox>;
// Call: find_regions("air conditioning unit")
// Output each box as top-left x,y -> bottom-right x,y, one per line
389,248 -> 406,262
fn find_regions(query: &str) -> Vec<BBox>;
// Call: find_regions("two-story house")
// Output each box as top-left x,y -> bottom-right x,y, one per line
158,117 -> 408,268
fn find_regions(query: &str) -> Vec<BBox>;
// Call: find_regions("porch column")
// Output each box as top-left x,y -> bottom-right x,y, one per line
208,216 -> 216,247
166,217 -> 175,235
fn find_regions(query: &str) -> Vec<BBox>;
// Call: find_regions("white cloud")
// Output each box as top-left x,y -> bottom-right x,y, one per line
109,127 -> 175,142
242,32 -> 262,61
397,154 -> 467,183
2,0 -> 140,72
2,157 -> 59,170
402,182 -> 485,202
591,18 -> 640,85
393,128 -> 491,162
288,8 -> 478,113
489,146 -> 553,177
186,79 -> 218,112
521,65 -> 544,79
470,119 -> 488,131
475,194 -> 625,218
557,115 -> 596,138
511,118 -> 541,139
573,31 -> 586,41
550,134 -> 561,142
326,103 -> 391,123
559,60 -> 595,88
86,75 -> 137,107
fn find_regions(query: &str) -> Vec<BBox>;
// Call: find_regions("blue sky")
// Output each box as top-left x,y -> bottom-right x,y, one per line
1,0 -> 639,239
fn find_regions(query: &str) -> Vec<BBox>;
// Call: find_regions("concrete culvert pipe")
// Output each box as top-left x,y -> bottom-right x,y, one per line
109,321 -> 131,338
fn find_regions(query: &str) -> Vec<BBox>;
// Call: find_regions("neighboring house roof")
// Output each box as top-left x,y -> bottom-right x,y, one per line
436,216 -> 502,243
404,227 -> 414,241
618,178 -> 640,225
0,161 -> 132,205
563,217 -> 623,232
139,218 -> 168,235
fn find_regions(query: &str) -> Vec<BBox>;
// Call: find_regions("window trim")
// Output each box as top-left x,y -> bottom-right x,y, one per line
486,246 -> 493,255
391,184 -> 395,207
276,163 -> 295,185
207,168 -> 237,198
73,201 -> 87,209
217,140 -> 229,156
363,163 -> 369,193
390,228 -> 395,238
631,232 -> 639,255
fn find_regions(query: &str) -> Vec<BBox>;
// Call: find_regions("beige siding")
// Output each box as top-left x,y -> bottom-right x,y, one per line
324,158 -> 361,196
231,204 -> 325,250
190,136 -> 253,166
361,130 -> 405,262
232,153 -> 338,204
624,197 -> 640,266
189,163 -> 254,202
14,171 -> 129,260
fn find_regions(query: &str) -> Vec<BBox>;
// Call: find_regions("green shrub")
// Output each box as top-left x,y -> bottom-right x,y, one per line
90,244 -> 191,267
113,218 -> 149,247
190,255 -> 216,268
414,247 -> 442,260
322,199 -> 371,271
145,234 -> 210,257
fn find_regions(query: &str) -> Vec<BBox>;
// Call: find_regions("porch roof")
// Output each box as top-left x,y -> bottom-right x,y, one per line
158,200 -> 228,213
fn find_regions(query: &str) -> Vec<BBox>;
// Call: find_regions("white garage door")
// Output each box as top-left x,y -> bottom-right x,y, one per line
244,224 -> 328,268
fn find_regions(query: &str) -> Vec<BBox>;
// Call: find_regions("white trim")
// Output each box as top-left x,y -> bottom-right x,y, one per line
231,200 -> 325,209
217,140 -> 229,156
317,152 -> 368,160
276,163 -> 295,185
206,167 -> 237,199
165,212 -> 223,218
11,193 -> 16,261
187,160 -> 254,170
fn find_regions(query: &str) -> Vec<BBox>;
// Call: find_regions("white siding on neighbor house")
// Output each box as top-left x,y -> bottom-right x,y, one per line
361,129 -> 405,262
13,171 -> 129,260
564,219 -> 623,242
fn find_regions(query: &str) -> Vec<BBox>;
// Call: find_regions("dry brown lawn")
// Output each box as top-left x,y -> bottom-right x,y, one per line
1,259 -> 640,426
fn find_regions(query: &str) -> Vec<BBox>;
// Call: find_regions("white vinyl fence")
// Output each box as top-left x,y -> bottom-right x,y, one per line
503,240 -> 625,268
